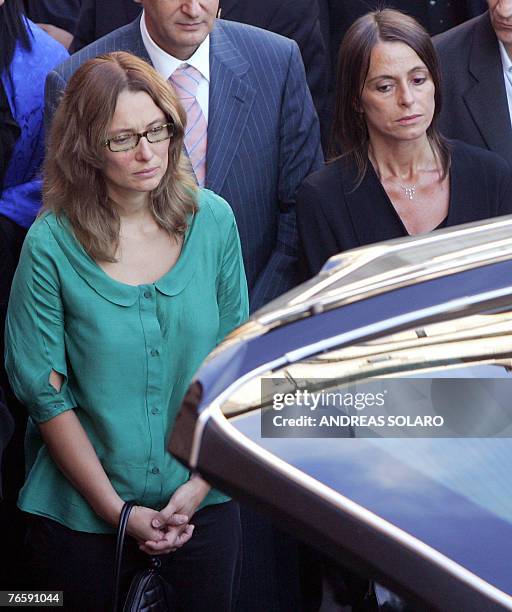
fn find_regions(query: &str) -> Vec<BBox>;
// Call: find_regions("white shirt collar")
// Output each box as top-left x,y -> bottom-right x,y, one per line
140,10 -> 210,82
498,40 -> 512,74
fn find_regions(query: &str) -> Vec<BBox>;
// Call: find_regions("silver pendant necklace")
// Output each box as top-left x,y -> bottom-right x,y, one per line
400,184 -> 417,200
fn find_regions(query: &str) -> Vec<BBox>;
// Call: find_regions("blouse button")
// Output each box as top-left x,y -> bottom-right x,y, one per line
151,407 -> 160,415
151,467 -> 160,475
150,349 -> 159,357
144,290 -> 152,298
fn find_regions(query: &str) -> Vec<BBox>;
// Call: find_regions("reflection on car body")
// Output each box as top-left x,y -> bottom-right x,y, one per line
170,216 -> 512,611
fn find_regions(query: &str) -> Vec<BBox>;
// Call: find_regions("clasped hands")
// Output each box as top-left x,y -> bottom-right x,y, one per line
126,476 -> 210,555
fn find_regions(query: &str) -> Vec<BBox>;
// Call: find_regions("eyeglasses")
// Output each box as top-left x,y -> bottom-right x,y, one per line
103,122 -> 174,152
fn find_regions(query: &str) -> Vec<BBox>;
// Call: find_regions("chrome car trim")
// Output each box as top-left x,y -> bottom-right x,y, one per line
257,218 -> 512,326
205,405 -> 512,609
284,285 -> 512,363
190,356 -> 288,468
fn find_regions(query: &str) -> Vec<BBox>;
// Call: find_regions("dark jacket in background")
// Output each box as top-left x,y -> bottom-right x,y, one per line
70,0 -> 141,52
434,11 -> 512,167
219,0 -> 328,142
23,0 -> 81,34
320,0 -> 488,70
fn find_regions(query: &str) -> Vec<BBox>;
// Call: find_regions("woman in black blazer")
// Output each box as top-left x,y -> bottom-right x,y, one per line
298,8 -> 512,278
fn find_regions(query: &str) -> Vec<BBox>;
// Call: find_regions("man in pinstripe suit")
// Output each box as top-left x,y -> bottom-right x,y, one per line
45,0 -> 323,312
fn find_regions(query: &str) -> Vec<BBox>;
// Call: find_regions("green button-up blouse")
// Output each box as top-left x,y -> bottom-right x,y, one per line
5,189 -> 249,533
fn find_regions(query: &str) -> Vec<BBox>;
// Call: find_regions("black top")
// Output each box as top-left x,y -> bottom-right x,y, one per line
297,140 -> 512,277
0,81 -> 20,190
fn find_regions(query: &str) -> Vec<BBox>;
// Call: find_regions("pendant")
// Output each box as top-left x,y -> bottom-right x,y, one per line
401,184 -> 416,200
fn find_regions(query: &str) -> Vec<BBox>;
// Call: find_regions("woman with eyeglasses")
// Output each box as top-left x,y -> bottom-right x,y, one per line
5,51 -> 248,611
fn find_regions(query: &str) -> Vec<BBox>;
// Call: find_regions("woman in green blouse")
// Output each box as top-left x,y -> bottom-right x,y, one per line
5,52 -> 248,610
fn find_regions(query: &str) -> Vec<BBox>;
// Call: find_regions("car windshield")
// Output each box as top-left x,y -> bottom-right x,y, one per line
221,309 -> 512,595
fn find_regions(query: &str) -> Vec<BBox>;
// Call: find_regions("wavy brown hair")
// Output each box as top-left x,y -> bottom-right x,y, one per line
330,8 -> 450,187
43,51 -> 198,262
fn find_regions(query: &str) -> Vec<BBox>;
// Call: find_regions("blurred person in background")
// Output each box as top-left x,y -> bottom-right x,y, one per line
0,0 -> 68,347
0,0 -> 67,588
297,9 -> 512,278
434,0 -> 512,166
23,0 -> 81,48
70,0 -> 141,52
5,51 -> 248,610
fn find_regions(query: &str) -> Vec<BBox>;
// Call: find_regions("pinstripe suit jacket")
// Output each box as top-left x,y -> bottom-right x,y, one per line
45,18 -> 323,310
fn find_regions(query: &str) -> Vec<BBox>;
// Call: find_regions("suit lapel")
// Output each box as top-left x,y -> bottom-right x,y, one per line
129,18 -> 151,64
464,13 -> 512,162
206,21 -> 255,194
111,16 -> 151,64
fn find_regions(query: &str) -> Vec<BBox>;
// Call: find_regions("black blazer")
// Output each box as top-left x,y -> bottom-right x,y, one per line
297,140 -> 512,277
434,12 -> 512,166
70,0 -> 142,52
23,0 -> 81,34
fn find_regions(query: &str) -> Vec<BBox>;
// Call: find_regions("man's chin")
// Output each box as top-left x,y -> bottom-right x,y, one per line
495,29 -> 512,47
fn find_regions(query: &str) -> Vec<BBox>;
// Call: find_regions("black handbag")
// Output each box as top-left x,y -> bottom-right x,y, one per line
112,501 -> 172,612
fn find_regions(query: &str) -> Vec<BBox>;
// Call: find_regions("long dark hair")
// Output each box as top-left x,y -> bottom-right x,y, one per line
330,8 -> 450,187
0,0 -> 32,76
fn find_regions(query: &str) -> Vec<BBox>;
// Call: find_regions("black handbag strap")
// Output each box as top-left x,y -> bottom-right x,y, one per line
112,501 -> 135,612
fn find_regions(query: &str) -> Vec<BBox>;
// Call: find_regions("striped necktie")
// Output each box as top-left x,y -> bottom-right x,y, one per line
169,64 -> 207,187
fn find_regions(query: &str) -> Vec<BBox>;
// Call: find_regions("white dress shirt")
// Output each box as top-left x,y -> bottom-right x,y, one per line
140,11 -> 210,120
498,40 -> 512,128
